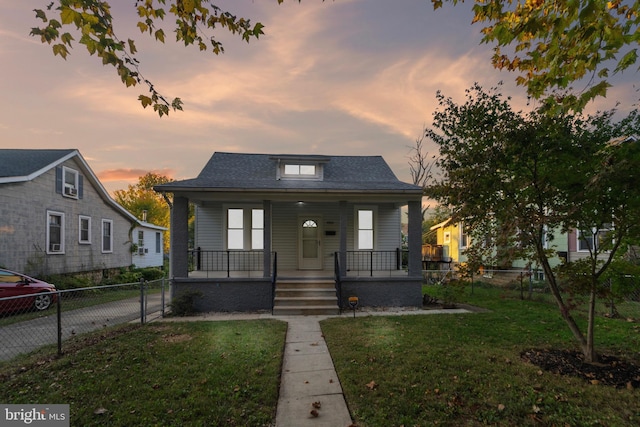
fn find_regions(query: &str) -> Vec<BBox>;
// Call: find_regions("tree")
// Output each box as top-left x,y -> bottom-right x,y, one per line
30,0 -> 269,116
434,0 -> 640,112
32,1 -> 639,115
114,172 -> 174,253
426,83 -> 640,362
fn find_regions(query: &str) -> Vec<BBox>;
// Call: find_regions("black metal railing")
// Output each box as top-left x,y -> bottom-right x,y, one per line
345,249 -> 407,276
188,248 -> 270,277
271,252 -> 278,314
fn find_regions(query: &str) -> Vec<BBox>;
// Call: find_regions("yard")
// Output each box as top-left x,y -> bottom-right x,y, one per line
0,284 -> 638,426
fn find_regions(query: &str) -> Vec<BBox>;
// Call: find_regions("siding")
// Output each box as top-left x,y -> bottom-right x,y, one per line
195,201 -> 403,271
132,227 -> 164,268
0,157 -> 132,276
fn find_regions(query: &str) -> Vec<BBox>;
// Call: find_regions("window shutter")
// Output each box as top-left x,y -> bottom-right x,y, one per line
78,175 -> 84,199
55,166 -> 62,194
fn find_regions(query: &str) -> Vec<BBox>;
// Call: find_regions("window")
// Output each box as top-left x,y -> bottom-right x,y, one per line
578,224 -> 613,252
137,230 -> 145,255
251,209 -> 264,250
443,231 -> 451,244
357,209 -> 374,250
102,219 -> 113,253
284,164 -> 316,176
47,211 -> 64,254
63,166 -> 79,198
155,232 -> 161,254
459,223 -> 469,249
79,216 -> 91,244
226,207 -> 264,250
227,209 -> 244,250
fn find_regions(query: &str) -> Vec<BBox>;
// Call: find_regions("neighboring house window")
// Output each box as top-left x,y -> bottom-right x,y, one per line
226,207 -> 265,250
357,209 -> 374,250
443,231 -> 451,244
79,215 -> 91,244
63,166 -> 79,198
578,224 -> 613,252
459,223 -> 469,249
155,232 -> 161,254
47,211 -> 64,254
138,230 -> 145,255
251,209 -> 264,250
102,219 -> 113,253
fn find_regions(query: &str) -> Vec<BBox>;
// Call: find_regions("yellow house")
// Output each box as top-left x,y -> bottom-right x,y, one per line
429,218 -> 469,264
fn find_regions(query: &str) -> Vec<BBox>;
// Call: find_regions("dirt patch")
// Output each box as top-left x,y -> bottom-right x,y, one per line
521,348 -> 640,389
162,333 -> 193,343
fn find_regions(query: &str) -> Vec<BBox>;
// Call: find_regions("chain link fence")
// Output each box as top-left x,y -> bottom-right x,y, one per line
0,279 -> 169,362
424,268 -> 640,321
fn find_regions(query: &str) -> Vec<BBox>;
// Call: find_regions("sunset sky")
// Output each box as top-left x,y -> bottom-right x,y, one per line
1,0 -> 638,195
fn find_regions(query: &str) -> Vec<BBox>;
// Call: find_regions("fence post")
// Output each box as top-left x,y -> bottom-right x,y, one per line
140,278 -> 145,324
57,293 -> 62,356
161,277 -> 166,318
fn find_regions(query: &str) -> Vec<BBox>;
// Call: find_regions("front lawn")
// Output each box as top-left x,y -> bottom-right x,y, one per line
0,320 -> 287,426
321,285 -> 640,426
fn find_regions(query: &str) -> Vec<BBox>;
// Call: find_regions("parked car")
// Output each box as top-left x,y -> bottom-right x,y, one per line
0,268 -> 57,313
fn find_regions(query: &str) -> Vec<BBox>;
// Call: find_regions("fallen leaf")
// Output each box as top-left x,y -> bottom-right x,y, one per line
498,404 -> 505,411
366,380 -> 378,390
94,408 -> 108,415
312,401 -> 321,409
310,409 -> 319,418
590,379 -> 600,385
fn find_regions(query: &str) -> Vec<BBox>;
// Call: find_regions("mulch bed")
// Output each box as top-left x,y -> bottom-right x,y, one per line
521,348 -> 640,389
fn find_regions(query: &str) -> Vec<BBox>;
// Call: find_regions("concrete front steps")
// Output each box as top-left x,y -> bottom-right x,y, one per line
273,279 -> 340,316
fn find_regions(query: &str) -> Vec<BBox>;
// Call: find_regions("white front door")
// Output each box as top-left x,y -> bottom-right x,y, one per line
298,216 -> 322,269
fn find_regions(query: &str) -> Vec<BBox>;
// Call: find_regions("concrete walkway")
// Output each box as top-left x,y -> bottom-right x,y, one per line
156,307 -> 471,427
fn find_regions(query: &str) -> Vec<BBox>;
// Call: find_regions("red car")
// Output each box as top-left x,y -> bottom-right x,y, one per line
0,268 -> 57,313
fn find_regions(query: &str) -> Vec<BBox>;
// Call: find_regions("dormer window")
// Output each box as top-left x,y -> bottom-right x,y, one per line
284,164 -> 316,176
272,155 -> 329,181
63,166 -> 79,198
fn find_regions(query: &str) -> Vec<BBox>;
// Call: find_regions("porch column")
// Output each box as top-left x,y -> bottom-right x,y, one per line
170,195 -> 190,278
407,199 -> 423,277
339,200 -> 348,275
263,200 -> 272,278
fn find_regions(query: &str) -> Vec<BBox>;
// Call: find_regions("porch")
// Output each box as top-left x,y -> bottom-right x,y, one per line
170,249 -> 423,314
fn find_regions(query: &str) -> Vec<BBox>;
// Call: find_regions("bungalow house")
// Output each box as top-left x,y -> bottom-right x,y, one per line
155,152 -> 425,314
0,149 -> 165,277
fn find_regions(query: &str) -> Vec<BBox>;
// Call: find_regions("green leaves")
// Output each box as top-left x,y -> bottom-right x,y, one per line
436,0 -> 640,112
32,1 -> 269,117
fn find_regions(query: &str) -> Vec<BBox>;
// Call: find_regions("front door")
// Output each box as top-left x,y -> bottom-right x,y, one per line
299,216 -> 322,269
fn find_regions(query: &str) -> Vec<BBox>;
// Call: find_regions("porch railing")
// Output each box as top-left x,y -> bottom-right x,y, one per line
344,249 -> 408,276
334,252 -> 343,312
188,248 -> 272,277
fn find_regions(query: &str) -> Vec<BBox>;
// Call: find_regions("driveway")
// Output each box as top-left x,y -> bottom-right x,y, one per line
0,293 -> 164,361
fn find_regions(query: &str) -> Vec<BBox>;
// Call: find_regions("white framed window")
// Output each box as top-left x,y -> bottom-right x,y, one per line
443,231 -> 451,244
62,166 -> 79,198
459,223 -> 469,249
279,163 -> 321,180
137,230 -> 145,255
251,209 -> 264,250
79,215 -> 91,244
356,208 -> 374,250
227,208 -> 244,250
578,224 -> 613,252
102,219 -> 113,253
226,207 -> 265,250
155,232 -> 161,253
47,211 -> 65,254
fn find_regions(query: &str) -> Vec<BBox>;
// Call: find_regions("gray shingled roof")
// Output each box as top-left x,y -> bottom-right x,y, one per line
156,152 -> 422,192
0,149 -> 76,179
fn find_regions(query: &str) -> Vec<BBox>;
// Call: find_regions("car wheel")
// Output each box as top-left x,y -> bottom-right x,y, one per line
33,293 -> 53,311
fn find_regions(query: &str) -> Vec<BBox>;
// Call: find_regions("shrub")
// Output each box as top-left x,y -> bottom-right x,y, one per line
169,291 -> 202,316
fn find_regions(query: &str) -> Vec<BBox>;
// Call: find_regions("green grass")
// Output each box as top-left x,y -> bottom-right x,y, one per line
1,284 -> 639,426
0,320 -> 287,426
321,285 -> 640,426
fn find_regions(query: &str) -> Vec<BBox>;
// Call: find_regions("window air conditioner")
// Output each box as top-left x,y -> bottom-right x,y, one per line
64,186 -> 77,196
51,243 -> 61,251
